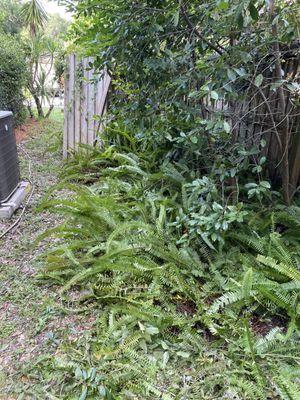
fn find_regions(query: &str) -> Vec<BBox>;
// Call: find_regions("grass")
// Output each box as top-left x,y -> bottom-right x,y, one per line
0,116 -> 72,397
29,106 -> 64,124
47,107 -> 64,124
0,114 -> 107,398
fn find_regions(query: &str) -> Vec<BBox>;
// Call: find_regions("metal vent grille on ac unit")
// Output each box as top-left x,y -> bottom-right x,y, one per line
0,111 -> 20,203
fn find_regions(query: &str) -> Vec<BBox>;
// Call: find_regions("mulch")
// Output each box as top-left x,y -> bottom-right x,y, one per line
14,118 -> 40,144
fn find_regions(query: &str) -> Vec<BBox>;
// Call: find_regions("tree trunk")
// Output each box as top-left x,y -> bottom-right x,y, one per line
32,93 -> 44,118
27,104 -> 34,118
269,0 -> 291,205
45,104 -> 54,118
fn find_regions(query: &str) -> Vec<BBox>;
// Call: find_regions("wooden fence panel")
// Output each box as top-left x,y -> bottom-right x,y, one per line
81,57 -> 88,148
74,56 -> 81,147
64,54 -> 111,157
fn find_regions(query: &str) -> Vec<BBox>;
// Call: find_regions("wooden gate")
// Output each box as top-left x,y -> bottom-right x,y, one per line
63,54 -> 111,157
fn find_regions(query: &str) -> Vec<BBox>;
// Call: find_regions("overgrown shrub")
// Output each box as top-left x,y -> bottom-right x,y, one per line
36,147 -> 300,399
0,34 -> 27,125
34,1 -> 300,398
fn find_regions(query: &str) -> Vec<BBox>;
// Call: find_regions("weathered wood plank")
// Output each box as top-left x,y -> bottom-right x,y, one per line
63,56 -> 70,158
97,70 -> 111,119
74,56 -> 81,149
68,54 -> 76,152
81,57 -> 89,146
87,57 -> 96,146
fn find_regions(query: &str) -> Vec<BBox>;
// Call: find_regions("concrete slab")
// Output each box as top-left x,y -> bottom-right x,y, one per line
0,181 -> 31,219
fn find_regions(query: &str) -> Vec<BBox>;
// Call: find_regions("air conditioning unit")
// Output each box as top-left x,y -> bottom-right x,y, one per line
0,111 -> 20,203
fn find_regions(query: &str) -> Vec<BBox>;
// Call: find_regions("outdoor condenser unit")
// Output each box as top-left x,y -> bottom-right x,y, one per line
0,111 -> 20,203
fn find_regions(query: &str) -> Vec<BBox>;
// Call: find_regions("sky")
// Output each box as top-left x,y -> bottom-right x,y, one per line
42,0 -> 72,20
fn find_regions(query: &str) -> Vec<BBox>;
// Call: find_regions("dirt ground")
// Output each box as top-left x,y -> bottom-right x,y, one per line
14,119 -> 40,145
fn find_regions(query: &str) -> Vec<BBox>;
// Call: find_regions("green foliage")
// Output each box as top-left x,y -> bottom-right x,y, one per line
172,177 -> 248,248
62,0 -> 300,202
36,0 -> 300,397
20,0 -> 47,37
0,33 -> 27,124
0,0 -> 24,35
35,146 -> 300,399
210,232 -> 300,329
20,1 -> 68,119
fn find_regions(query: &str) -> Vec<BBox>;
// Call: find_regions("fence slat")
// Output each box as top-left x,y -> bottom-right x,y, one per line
97,71 -> 111,118
63,57 -> 70,158
81,57 -> 89,147
68,54 -> 76,152
87,57 -> 95,146
64,54 -> 110,157
74,56 -> 81,149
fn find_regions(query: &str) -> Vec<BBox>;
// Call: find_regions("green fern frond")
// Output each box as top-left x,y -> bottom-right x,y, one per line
273,374 -> 300,400
208,291 -> 244,314
257,255 -> 300,282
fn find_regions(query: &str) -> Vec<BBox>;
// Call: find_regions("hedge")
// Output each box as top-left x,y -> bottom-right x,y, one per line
0,34 -> 27,125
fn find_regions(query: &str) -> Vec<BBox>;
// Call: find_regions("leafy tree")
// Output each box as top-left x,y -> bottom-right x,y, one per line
44,13 -> 69,39
21,1 -> 67,118
0,0 -> 24,35
0,33 -> 27,124
64,0 -> 299,204
20,0 -> 47,37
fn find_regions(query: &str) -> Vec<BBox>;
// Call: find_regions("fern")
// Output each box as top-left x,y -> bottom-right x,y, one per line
35,145 -> 300,399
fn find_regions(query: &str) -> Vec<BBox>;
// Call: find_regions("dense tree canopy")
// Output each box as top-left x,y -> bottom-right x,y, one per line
0,0 -> 24,35
65,0 -> 299,205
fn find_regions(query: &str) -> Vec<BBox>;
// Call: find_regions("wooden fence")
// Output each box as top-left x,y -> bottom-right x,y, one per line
202,46 -> 300,200
63,48 -> 299,200
63,54 -> 111,157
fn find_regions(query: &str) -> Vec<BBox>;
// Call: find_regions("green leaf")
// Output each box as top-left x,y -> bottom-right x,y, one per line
177,351 -> 190,358
79,386 -> 88,400
201,233 -> 216,250
162,351 -> 169,368
99,386 -> 106,397
75,367 -> 82,379
227,69 -> 237,81
249,2 -> 259,21
259,156 -> 266,165
236,12 -> 244,28
260,181 -> 271,189
270,81 -> 284,91
223,121 -> 231,133
145,326 -> 159,335
210,91 -> 219,100
260,139 -> 267,148
245,183 -> 257,189
173,10 -> 179,27
217,0 -> 229,10
234,67 -> 247,77
242,268 -> 253,299
254,74 -> 263,87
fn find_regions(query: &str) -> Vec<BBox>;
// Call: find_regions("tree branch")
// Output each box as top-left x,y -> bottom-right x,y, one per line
180,3 -> 225,56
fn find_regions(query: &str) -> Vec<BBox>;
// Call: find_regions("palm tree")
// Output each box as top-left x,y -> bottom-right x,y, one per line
21,0 -> 47,38
21,0 -> 50,118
